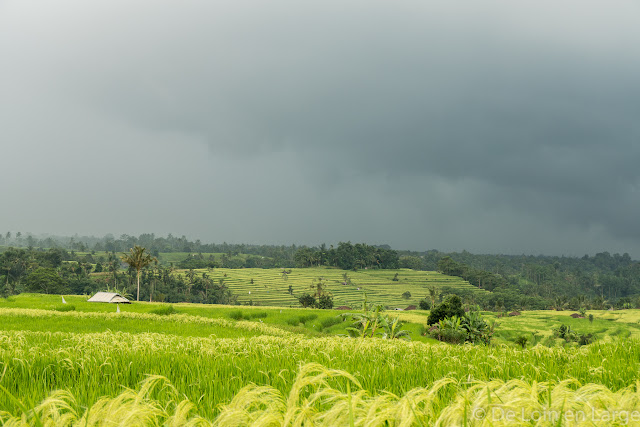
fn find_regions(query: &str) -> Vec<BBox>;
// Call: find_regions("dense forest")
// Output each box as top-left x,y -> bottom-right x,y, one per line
398,250 -> 640,310
0,232 -> 298,265
2,232 -> 640,310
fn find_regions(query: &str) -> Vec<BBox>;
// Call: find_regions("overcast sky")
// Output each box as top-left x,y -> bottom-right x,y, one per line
1,1 -> 640,256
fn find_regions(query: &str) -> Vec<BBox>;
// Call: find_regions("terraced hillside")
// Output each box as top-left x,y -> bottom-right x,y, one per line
176,267 -> 487,307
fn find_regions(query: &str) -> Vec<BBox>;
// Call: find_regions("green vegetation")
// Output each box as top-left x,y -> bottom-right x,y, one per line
1,293 -> 640,424
343,302 -> 411,340
6,361 -> 640,425
120,245 -> 156,302
426,294 -> 465,325
174,267 -> 483,307
5,232 -> 640,314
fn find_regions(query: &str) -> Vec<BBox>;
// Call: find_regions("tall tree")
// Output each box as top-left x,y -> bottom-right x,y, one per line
120,245 -> 156,301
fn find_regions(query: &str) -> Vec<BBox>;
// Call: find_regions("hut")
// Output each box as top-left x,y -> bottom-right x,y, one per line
87,292 -> 131,304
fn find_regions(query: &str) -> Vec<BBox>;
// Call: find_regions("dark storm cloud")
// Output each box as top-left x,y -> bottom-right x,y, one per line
1,0 -> 640,255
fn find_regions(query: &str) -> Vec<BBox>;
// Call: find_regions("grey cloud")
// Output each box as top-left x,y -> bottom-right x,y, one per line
2,0 -> 640,255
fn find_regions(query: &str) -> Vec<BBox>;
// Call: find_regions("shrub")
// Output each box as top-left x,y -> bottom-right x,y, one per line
298,314 -> 318,324
228,310 -> 244,320
319,316 -> 343,330
427,295 -> 464,325
461,311 -> 493,344
428,310 -> 493,345
150,305 -> 178,316
298,294 -> 317,308
553,324 -> 593,345
578,333 -> 594,346
248,311 -> 268,319
285,317 -> 300,326
317,295 -> 334,310
514,335 -> 529,349
286,314 -> 318,326
429,316 -> 467,344
53,304 -> 76,312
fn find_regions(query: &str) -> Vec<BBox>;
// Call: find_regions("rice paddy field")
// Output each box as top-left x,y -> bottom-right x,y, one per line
174,266 -> 486,308
2,294 -> 640,425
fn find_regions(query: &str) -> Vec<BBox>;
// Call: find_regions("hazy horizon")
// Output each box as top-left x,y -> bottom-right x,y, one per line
2,230 -> 635,260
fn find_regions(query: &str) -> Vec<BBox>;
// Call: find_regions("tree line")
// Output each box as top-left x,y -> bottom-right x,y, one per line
4,231 -> 640,309
0,247 -> 236,304
293,242 -> 399,270
0,232 -> 400,270
0,232 -> 299,265
427,254 -> 640,311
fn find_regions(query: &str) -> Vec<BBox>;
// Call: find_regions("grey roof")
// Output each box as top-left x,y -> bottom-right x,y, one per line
87,292 -> 131,303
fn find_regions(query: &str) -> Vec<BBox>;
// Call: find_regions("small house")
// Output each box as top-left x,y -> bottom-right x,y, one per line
87,292 -> 131,304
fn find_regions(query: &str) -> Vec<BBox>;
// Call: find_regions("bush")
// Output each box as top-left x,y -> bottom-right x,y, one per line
427,295 -> 465,325
298,294 -> 317,308
286,314 -> 318,326
418,299 -> 430,310
53,304 -> 76,312
248,311 -> 268,319
319,316 -> 343,330
428,310 -> 494,345
317,295 -> 334,309
553,324 -> 594,345
429,317 -> 466,344
578,333 -> 594,346
298,314 -> 318,324
514,335 -> 529,349
437,328 -> 467,344
228,310 -> 244,320
150,305 -> 178,316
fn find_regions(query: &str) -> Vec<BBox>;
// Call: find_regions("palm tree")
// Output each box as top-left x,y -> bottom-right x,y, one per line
427,285 -> 440,308
120,245 -> 156,302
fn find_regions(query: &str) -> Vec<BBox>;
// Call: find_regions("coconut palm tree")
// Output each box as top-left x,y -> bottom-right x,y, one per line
427,285 -> 440,308
120,245 -> 156,302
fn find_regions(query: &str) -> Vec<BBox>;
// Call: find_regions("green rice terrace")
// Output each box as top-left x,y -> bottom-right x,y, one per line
172,267 -> 486,308
2,293 -> 640,425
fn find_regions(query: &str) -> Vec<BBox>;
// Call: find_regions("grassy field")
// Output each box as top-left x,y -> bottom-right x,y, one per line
3,294 -> 640,424
0,294 -> 434,343
172,266 -> 486,308
2,294 -> 639,345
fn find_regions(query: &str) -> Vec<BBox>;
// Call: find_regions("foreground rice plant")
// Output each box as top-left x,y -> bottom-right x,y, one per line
3,306 -> 640,424
2,328 -> 640,421
3,363 -> 640,426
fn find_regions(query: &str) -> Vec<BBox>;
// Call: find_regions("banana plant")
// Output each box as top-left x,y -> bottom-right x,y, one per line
345,304 -> 383,338
379,315 -> 411,340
